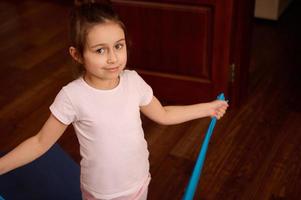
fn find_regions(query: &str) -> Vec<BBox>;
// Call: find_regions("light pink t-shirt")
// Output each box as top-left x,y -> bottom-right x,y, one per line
49,70 -> 153,199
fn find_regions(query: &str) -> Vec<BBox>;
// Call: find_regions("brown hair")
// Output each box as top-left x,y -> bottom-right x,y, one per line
70,0 -> 126,77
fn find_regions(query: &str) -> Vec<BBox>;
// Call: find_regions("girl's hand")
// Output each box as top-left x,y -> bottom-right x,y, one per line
208,100 -> 229,119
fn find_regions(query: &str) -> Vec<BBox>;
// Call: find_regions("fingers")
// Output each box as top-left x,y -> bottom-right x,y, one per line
213,100 -> 229,119
215,108 -> 226,119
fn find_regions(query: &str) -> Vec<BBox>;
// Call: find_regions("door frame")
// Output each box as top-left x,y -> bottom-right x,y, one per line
229,0 -> 255,107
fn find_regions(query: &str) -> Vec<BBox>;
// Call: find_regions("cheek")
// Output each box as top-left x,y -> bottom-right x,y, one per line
120,50 -> 128,64
122,54 -> 127,64
83,54 -> 106,67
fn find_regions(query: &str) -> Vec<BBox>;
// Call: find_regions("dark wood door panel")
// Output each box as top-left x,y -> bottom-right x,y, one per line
112,0 -> 234,104
114,1 -> 213,79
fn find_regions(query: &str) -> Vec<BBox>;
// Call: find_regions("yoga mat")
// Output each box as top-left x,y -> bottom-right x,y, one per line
183,93 -> 225,200
0,143 -> 81,200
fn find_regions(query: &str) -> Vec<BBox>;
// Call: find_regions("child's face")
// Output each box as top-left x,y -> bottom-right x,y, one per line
82,22 -> 127,82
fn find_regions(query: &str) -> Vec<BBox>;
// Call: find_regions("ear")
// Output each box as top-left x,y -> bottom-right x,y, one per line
69,46 -> 83,64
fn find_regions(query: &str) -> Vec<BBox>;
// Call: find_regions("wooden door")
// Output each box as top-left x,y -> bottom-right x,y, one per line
112,0 -> 254,105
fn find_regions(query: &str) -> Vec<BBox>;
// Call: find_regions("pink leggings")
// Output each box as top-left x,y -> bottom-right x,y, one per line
81,177 -> 150,200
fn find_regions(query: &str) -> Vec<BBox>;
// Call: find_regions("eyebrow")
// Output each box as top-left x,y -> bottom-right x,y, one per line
90,38 -> 125,48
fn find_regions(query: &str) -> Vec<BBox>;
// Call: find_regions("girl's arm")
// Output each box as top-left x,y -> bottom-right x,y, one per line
140,96 -> 228,125
0,114 -> 68,175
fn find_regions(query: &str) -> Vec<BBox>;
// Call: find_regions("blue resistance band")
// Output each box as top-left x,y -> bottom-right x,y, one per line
0,195 -> 5,200
182,93 -> 225,200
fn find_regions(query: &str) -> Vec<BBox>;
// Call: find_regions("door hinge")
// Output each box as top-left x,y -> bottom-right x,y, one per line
229,63 -> 235,83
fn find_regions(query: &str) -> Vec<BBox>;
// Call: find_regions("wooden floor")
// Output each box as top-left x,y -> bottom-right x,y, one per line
0,1 -> 300,199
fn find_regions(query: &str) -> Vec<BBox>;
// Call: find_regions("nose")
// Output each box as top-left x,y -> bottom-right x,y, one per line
107,49 -> 118,64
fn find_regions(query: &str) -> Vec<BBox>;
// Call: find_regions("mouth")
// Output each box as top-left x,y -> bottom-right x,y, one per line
104,66 -> 120,72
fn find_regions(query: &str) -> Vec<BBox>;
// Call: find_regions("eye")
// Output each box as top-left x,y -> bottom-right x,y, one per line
96,48 -> 105,54
115,43 -> 124,50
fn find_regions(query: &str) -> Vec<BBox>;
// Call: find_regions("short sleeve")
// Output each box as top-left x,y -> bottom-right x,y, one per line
49,88 -> 76,125
133,71 -> 153,106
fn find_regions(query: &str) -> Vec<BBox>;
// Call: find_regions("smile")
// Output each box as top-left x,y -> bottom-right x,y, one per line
104,67 -> 119,72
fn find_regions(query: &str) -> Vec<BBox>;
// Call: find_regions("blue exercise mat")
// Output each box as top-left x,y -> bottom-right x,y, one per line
0,143 -> 81,200
183,93 -> 226,200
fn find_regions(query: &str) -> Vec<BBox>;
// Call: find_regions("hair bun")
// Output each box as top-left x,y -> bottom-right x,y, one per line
74,0 -> 111,6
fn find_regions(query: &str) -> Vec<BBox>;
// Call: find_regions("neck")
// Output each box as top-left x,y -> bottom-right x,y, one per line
83,73 -> 120,90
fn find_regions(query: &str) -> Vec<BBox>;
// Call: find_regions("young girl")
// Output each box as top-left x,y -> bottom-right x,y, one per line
0,1 -> 228,200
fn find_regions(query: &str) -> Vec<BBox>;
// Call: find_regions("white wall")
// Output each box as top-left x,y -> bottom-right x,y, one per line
254,0 -> 294,20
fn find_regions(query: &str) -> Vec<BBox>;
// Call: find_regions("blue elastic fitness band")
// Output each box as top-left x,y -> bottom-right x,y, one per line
182,93 -> 225,200
0,195 -> 5,200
